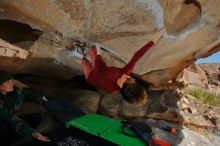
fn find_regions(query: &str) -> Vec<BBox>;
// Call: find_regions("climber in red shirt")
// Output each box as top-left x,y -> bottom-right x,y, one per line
82,28 -> 166,104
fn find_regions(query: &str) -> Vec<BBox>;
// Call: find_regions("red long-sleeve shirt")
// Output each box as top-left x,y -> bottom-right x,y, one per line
87,41 -> 155,93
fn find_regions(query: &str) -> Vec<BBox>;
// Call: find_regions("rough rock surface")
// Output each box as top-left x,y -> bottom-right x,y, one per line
182,64 -> 209,87
0,0 -> 219,85
181,63 -> 220,96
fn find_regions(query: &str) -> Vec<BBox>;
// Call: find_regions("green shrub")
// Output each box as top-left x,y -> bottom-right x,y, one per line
185,87 -> 220,107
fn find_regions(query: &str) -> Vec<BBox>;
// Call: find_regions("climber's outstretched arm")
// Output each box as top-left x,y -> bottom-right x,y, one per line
123,27 -> 166,74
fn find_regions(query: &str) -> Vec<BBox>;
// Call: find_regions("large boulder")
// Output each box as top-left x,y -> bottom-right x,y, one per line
0,0 -> 219,85
99,90 -> 183,123
182,64 -> 208,87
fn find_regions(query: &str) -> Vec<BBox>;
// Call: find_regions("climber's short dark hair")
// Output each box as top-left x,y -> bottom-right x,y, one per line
120,78 -> 148,105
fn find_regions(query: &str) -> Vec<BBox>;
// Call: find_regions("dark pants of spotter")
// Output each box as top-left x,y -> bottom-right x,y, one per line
0,113 -> 43,146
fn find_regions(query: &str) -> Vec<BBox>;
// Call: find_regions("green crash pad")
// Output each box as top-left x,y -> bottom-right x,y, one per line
66,113 -> 145,146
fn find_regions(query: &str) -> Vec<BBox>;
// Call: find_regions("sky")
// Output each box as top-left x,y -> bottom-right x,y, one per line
195,51 -> 220,64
